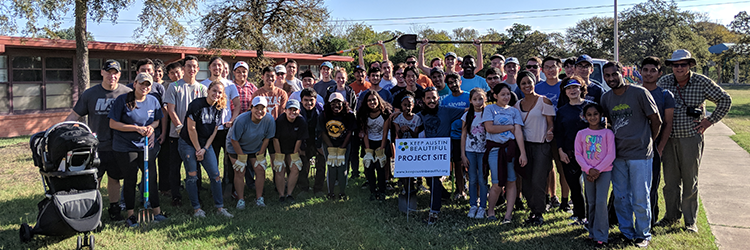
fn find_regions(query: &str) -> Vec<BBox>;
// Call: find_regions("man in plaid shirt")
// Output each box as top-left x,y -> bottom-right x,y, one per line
656,49 -> 732,233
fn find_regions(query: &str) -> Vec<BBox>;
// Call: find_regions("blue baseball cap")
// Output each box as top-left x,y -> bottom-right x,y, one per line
576,55 -> 594,65
285,99 -> 301,110
445,52 -> 457,59
321,61 -> 333,69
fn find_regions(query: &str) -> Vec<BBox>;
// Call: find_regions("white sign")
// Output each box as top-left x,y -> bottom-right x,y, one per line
393,138 -> 451,177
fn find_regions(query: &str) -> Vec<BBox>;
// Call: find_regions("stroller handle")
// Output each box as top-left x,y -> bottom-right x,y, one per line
44,121 -> 93,137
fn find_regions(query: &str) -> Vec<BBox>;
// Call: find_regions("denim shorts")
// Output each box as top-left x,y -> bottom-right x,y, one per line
489,148 -> 516,184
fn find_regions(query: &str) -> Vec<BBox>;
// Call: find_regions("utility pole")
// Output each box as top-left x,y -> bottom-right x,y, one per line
614,0 -> 619,62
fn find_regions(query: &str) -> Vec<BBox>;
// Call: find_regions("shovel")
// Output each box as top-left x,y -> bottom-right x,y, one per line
396,34 -> 505,50
138,136 -> 154,225
322,35 -> 399,57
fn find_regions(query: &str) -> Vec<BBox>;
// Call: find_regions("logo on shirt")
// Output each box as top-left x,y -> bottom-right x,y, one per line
610,104 -> 633,134
94,98 -> 116,115
326,120 -> 345,138
585,135 -> 603,160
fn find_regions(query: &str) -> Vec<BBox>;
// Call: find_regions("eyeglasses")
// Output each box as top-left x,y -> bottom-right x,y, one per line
672,63 -> 690,68
576,64 -> 592,69
276,73 -> 285,76
406,61 -> 416,65
487,76 -> 501,80
526,65 -> 539,69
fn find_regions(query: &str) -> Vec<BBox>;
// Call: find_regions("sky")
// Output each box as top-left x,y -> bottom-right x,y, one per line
48,0 -> 750,47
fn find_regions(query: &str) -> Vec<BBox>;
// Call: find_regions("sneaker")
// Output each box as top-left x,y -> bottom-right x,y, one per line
487,215 -> 498,221
125,215 -> 138,227
153,214 -> 168,222
327,193 -> 336,200
119,202 -> 126,211
339,193 -> 348,200
525,214 -> 544,226
109,206 -> 124,221
654,218 -> 678,227
468,206 -> 478,218
685,224 -> 698,233
474,208 -> 486,219
501,218 -> 512,224
231,191 -> 239,200
286,195 -> 295,204
550,196 -> 561,208
279,196 -> 286,203
236,199 -> 246,210
193,209 -> 206,218
569,216 -> 579,221
594,241 -> 607,249
217,208 -> 234,218
559,203 -> 573,214
634,238 -> 650,248
256,197 -> 266,207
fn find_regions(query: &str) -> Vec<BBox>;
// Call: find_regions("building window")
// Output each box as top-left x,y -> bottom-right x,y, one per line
197,61 -> 209,81
44,57 -> 73,109
89,58 -> 103,82
7,56 -> 74,113
0,55 -> 8,113
11,56 -> 43,111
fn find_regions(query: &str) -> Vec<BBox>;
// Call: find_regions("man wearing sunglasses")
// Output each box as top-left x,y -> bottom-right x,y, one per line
558,55 -> 603,108
655,49 -> 732,233
405,55 -> 434,88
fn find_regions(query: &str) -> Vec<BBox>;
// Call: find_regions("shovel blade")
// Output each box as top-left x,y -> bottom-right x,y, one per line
397,34 -> 418,50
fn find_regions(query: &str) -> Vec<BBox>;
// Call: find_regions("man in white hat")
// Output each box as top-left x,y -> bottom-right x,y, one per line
655,49 -> 732,233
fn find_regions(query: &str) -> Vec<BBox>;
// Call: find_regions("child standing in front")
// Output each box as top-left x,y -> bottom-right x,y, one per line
461,88 -> 488,219
574,103 -> 615,248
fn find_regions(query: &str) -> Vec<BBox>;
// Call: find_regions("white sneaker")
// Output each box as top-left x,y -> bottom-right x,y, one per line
236,199 -> 246,210
467,206 -> 478,218
256,197 -> 266,207
193,209 -> 206,218
474,208 -> 486,219
217,208 -> 234,218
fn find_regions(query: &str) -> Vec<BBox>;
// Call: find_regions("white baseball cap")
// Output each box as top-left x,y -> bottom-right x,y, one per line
275,65 -> 287,74
252,96 -> 268,107
234,61 -> 249,71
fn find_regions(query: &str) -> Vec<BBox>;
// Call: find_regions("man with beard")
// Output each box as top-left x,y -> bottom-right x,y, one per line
419,87 -> 466,224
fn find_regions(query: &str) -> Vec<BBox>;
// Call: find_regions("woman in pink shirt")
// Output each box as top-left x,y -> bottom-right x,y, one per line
574,103 -> 615,248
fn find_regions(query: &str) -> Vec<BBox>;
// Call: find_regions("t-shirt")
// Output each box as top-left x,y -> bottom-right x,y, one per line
179,98 -> 221,146
322,112 -> 356,147
437,87 -> 451,99
356,88 -> 394,111
164,79 -> 208,138
126,82 -> 165,104
313,80 -> 336,97
289,90 -> 325,111
574,128 -> 616,174
420,106 -> 465,138
274,113 -> 309,154
285,78 -> 303,93
72,84 -> 132,151
649,86 -> 676,141
417,74 -> 434,88
461,111 -> 486,153
601,85 -> 659,160
252,87 -> 288,119
460,75 -> 490,92
441,92 -> 470,139
513,96 -> 556,143
481,104 -> 524,143
349,80 -> 372,98
365,114 -> 386,141
200,78 -> 239,130
393,113 -> 422,139
227,112 -> 276,155
108,94 -> 163,152
535,80 -> 561,108
380,78 -> 397,91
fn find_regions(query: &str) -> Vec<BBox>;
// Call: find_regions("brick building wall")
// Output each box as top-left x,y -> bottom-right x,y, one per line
0,111 -> 68,137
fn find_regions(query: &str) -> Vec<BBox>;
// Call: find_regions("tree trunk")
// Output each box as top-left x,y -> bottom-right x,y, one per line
74,0 -> 90,98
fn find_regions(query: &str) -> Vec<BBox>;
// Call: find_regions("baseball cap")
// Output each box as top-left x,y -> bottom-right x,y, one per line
134,72 -> 153,84
430,67 -> 444,76
321,61 -> 333,69
275,65 -> 287,74
575,55 -> 594,65
285,99 -> 301,110
103,59 -> 121,72
445,52 -> 457,59
505,57 -> 520,65
234,61 -> 249,71
354,65 -> 366,72
563,79 -> 582,89
490,54 -> 505,62
252,96 -> 268,107
328,92 -> 345,102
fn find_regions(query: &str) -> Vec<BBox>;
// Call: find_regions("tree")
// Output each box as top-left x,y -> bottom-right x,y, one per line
198,0 -> 328,75
566,16 -> 614,59
729,11 -> 750,55
618,0 -> 709,66
694,21 -> 738,82
1,0 -> 199,97
501,24 -> 568,62
37,27 -> 95,41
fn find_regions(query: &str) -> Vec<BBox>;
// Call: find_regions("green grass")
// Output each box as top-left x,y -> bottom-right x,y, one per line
0,138 -> 717,249
706,85 -> 750,154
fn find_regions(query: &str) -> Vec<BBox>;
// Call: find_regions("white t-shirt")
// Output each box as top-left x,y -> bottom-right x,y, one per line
461,111 -> 486,152
366,115 -> 385,141
379,78 -> 397,91
393,113 -> 422,139
286,78 -> 303,92
201,78 -> 239,130
513,96 -> 555,143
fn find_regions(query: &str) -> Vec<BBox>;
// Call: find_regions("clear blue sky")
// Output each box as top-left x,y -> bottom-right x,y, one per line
53,0 -> 748,47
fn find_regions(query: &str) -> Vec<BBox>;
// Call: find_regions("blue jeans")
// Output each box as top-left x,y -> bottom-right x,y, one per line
466,151 -> 487,208
178,139 -> 224,210
612,158 -> 652,240
488,148 -> 516,184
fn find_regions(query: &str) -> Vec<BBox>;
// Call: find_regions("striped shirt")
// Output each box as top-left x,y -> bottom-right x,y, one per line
235,82 -> 258,113
657,72 -> 731,138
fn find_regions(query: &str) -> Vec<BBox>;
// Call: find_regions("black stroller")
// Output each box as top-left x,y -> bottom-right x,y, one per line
20,121 -> 103,250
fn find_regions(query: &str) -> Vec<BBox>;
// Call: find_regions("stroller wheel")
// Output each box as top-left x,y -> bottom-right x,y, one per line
76,236 -> 82,250
89,235 -> 95,250
19,223 -> 32,243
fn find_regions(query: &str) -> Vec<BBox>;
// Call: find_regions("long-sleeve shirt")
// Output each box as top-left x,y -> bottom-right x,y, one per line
574,128 -> 616,174
657,71 -> 731,138
554,100 -> 592,152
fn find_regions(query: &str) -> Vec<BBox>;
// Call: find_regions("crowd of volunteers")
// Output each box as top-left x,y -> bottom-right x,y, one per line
67,43 -> 731,248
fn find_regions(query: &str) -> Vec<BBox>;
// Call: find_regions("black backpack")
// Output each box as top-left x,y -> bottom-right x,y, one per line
31,123 -> 99,172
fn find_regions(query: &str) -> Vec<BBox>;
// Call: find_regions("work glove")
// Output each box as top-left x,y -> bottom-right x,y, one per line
363,149 -> 375,169
375,148 -> 387,167
233,154 -> 248,172
273,154 -> 286,172
290,153 -> 303,171
254,152 -> 267,170
326,148 -> 337,167
336,148 -> 347,167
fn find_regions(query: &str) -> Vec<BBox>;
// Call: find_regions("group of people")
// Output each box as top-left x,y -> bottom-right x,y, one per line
66,41 -> 731,249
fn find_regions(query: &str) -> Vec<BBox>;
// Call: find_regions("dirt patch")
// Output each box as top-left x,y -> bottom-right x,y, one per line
0,142 -> 40,184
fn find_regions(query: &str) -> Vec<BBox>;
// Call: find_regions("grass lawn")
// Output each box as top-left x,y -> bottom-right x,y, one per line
706,85 -> 750,154
0,136 -> 717,250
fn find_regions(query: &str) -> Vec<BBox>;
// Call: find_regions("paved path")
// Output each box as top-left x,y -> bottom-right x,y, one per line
700,122 -> 750,250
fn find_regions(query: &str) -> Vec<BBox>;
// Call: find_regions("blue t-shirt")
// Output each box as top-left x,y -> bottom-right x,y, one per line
108,94 -> 164,152
535,80 -> 561,108
460,76 -> 490,92
356,88 -> 394,111
481,104 -> 524,143
419,106 -> 466,138
441,92 -> 470,139
649,86 -> 675,141
227,112 -> 276,154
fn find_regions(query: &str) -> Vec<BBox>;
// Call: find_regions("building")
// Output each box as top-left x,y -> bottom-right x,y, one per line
0,36 -> 353,137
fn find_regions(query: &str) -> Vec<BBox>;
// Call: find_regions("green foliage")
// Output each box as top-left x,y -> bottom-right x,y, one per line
729,11 -> 750,55
36,27 -> 95,41
566,16 -> 614,59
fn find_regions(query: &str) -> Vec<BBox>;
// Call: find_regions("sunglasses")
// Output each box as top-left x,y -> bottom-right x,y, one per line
526,65 -> 539,69
672,63 -> 690,68
406,61 -> 417,65
487,76 -> 501,80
